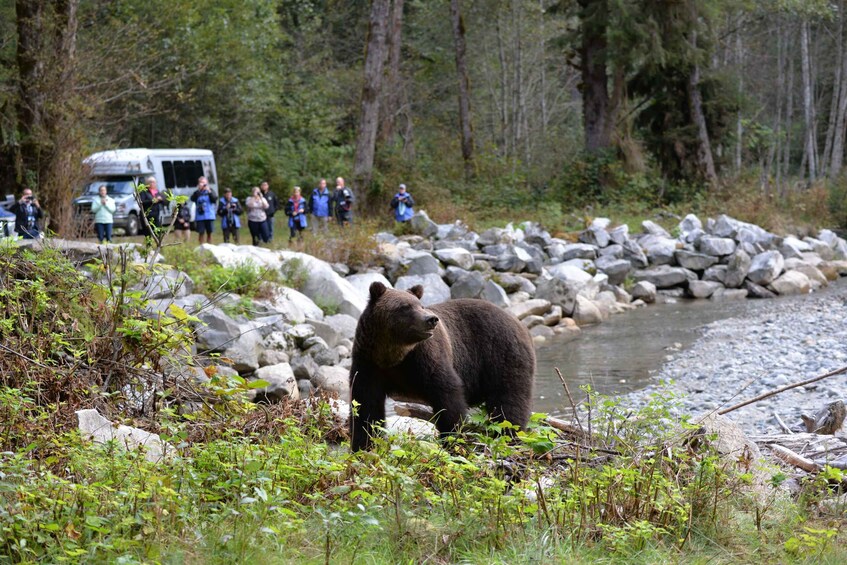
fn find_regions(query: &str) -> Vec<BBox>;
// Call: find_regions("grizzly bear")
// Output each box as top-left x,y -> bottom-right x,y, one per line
349,282 -> 536,451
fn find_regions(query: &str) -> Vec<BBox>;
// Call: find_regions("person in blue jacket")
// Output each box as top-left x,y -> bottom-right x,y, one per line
285,186 -> 308,243
190,176 -> 218,244
309,178 -> 332,232
217,188 -> 242,244
10,187 -> 43,239
390,183 -> 415,223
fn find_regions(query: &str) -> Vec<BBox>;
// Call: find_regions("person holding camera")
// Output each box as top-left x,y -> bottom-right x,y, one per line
217,188 -> 242,244
90,184 -> 116,243
191,176 -> 218,244
285,186 -> 308,244
172,202 -> 192,243
11,187 -> 43,239
138,176 -> 166,236
246,186 -> 270,245
390,183 -> 415,223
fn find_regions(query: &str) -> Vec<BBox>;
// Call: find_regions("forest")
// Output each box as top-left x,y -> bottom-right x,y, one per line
3,0 -> 847,233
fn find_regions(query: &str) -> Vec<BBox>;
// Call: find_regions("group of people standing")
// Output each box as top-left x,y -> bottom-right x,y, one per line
3,174 -> 416,245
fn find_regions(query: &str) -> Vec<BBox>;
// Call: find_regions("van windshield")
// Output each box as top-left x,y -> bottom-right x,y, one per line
83,177 -> 138,196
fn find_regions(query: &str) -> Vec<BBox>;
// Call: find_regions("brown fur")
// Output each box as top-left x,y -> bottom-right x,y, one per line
349,282 -> 536,451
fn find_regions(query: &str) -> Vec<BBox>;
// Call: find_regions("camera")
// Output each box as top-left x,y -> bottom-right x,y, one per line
25,196 -> 33,202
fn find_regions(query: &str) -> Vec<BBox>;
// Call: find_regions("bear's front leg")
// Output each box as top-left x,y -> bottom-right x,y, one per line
350,367 -> 386,452
427,369 -> 470,438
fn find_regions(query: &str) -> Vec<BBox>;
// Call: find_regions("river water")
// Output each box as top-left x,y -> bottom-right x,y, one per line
533,279 -> 847,418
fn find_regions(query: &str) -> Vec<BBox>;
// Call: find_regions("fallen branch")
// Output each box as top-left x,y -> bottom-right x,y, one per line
770,444 -> 820,473
718,366 -> 847,416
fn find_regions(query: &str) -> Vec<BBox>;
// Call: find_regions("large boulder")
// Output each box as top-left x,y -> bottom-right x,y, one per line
558,243 -> 597,261
572,295 -> 604,325
251,363 -> 299,403
637,235 -> 678,265
481,279 -> 510,308
687,280 -> 723,299
450,270 -> 486,299
724,249 -> 751,289
579,226 -> 610,248
193,306 -> 241,352
312,365 -> 350,401
508,299 -> 552,320
747,251 -> 785,286
433,247 -> 475,270
547,263 -> 594,284
698,236 -> 736,257
77,409 -> 171,463
641,220 -> 671,238
621,238 -> 649,268
779,236 -> 812,259
595,255 -> 632,286
258,285 -> 324,323
534,276 -> 579,316
143,269 -> 194,300
346,272 -> 393,304
394,273 -> 451,306
278,251 -> 367,318
674,250 -> 718,271
784,259 -> 828,289
408,210 -> 439,238
767,270 -> 811,296
631,265 -> 696,289
630,281 -> 657,303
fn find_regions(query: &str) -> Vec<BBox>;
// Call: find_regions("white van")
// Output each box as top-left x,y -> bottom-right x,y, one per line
73,148 -> 218,236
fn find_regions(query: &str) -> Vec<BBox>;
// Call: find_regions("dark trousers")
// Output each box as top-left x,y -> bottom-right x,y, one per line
95,223 -> 113,243
249,220 -> 270,245
265,215 -> 275,240
222,225 -> 239,244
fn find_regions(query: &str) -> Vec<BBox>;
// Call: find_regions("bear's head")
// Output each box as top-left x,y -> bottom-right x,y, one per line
366,281 -> 440,345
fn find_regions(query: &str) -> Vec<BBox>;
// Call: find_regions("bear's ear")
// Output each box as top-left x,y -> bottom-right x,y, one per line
369,281 -> 387,301
408,285 -> 424,300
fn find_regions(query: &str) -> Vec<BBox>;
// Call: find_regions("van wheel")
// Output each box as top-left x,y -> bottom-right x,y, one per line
126,213 -> 139,236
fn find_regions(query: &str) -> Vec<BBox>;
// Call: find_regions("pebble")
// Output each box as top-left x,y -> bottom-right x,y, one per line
628,279 -> 847,434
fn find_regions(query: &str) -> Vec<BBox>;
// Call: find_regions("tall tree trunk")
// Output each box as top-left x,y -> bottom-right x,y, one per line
378,0 -> 404,144
783,24 -> 795,194
735,29 -> 743,172
15,0 -> 80,235
688,29 -> 718,187
450,0 -> 475,178
800,19 -> 817,182
822,0 -> 843,176
353,0 -> 389,202
538,0 -> 548,139
831,0 -> 847,179
578,0 -> 613,153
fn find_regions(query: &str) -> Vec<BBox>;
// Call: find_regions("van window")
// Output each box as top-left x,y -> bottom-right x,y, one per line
162,161 -> 176,189
173,160 -> 203,188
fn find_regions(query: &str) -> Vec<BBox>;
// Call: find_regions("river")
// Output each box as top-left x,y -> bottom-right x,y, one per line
533,278 -> 847,418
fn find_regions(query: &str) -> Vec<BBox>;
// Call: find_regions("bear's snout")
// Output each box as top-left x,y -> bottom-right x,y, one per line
425,314 -> 439,329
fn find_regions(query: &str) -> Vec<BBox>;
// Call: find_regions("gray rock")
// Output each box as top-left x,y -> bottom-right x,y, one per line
252,363 -> 299,403
477,227 -> 511,247
402,249 -> 441,277
450,271 -> 486,299
516,241 -> 545,274
542,305 -> 563,326
767,270 -> 811,295
76,408 -> 171,463
641,220 -> 671,237
631,265 -> 696,289
784,259 -> 828,289
494,273 -> 529,293
698,236 -> 736,257
711,214 -> 738,238
724,249 -> 751,289
409,210 -> 439,238
598,244 -> 624,258
802,237 -> 834,260
324,314 -> 358,343
297,379 -> 314,398
143,269 -> 194,300
433,247 -> 475,270
572,295 -> 604,325
559,243 -> 598,261
674,250 -> 718,271
743,280 -> 777,299
579,226 -> 610,248
703,264 -> 728,284
312,366 -> 350,401
346,272 -> 393,305
687,280 -> 723,299
638,234 -> 679,265
521,222 -> 552,247
260,349 -> 290,367
285,323 -> 316,348
630,281 -> 657,303
481,279 -> 510,308
193,306 -> 241,352
747,251 -> 785,286
621,238 -> 649,268
280,251 -> 367,319
595,255 -> 631,286
529,324 -> 555,340
678,213 -> 703,235
710,288 -> 748,301
508,298 -> 552,320
534,276 -> 578,316
609,224 -> 630,245
258,285 -> 324,323
521,314 -> 545,329
331,262 -> 350,276
779,236 -> 812,259
395,273 -> 451,306
290,354 -> 319,380
547,263 -> 594,284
